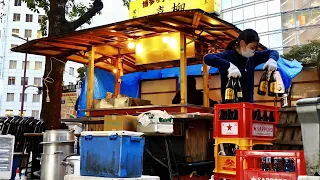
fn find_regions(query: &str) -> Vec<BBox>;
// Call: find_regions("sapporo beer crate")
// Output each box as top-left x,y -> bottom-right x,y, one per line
236,150 -> 306,180
214,103 -> 279,139
214,138 -> 273,176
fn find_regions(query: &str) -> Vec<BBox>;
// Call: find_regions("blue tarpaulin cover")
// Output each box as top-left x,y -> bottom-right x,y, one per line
77,57 -> 302,117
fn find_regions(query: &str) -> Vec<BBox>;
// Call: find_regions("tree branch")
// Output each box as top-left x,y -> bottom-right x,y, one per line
68,0 -> 103,31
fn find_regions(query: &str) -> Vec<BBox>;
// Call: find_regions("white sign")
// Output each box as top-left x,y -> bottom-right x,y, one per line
251,177 -> 287,180
221,122 -> 238,135
252,123 -> 274,137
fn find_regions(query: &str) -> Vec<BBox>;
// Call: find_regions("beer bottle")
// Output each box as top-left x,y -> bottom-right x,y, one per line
258,70 -> 268,95
269,111 -> 275,122
262,110 -> 269,122
234,78 -> 243,102
268,71 -> 277,97
225,78 -> 235,103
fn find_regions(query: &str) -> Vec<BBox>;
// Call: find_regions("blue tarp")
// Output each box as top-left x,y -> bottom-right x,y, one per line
77,57 -> 302,117
77,68 -> 115,117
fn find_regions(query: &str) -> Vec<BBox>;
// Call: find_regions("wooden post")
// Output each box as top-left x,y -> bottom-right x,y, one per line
114,49 -> 122,96
86,47 -> 95,115
202,44 -> 209,107
180,33 -> 187,112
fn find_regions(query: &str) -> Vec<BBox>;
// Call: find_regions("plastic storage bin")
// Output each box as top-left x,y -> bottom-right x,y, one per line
236,150 -> 306,180
214,103 -> 279,139
80,131 -> 145,178
296,97 -> 320,176
213,138 -> 273,175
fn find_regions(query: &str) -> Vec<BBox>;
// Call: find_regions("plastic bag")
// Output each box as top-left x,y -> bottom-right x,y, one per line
138,110 -> 173,126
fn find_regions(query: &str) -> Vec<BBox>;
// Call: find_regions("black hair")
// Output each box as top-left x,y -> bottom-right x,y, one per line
225,29 -> 260,50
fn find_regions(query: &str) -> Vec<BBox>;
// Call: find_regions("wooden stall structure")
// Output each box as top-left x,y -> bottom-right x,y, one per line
10,9 -> 252,114
11,9 -> 267,179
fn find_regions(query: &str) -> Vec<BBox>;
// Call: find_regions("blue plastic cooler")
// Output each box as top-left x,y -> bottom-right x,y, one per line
80,131 -> 145,178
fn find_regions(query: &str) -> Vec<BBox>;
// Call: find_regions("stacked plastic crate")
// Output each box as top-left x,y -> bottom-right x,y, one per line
213,103 -> 279,179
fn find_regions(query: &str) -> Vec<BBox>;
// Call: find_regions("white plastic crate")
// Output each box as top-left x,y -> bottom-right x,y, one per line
0,135 -> 15,179
298,176 -> 320,180
64,175 -> 160,180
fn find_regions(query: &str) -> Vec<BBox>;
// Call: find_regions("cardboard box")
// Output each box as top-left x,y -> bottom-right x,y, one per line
104,115 -> 138,131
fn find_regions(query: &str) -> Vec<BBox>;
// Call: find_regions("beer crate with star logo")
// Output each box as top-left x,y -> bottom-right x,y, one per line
213,137 -> 273,176
236,150 -> 306,180
214,103 -> 279,140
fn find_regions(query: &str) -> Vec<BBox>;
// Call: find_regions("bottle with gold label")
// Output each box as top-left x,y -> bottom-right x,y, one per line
234,78 -> 243,102
258,70 -> 268,95
225,77 -> 235,103
268,71 -> 277,97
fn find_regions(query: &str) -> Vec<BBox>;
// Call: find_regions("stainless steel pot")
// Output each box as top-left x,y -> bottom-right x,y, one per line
61,155 -> 80,176
41,141 -> 74,154
40,152 -> 71,180
43,129 -> 74,142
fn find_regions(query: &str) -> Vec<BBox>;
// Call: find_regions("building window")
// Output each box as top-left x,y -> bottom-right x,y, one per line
11,44 -> 18,48
20,93 -> 27,102
13,13 -> 20,21
37,30 -> 42,38
38,15 -> 44,23
14,0 -> 21,6
12,29 -> 19,35
32,110 -> 39,118
6,93 -> 14,102
8,77 -> 15,85
22,61 -> 30,69
34,77 -> 42,86
9,60 -> 17,69
24,29 -> 32,38
33,94 -> 40,102
5,110 -> 13,116
35,61 -> 42,70
69,67 -> 74,76
21,77 -> 28,85
26,14 -> 33,22
233,8 -> 244,22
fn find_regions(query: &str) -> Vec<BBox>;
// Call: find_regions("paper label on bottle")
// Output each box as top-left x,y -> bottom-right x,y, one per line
252,123 -> 274,137
259,81 -> 267,92
221,122 -> 238,135
225,88 -> 234,100
237,91 -> 243,98
270,82 -> 277,93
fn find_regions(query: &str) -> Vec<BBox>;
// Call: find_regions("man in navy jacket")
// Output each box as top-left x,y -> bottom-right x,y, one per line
204,29 -> 279,103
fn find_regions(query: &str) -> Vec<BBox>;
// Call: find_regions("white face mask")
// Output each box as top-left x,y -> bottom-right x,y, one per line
241,46 -> 255,58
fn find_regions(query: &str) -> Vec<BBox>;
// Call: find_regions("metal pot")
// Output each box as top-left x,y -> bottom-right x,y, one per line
40,152 -> 71,180
43,129 -> 74,142
61,155 -> 80,175
41,141 -> 74,154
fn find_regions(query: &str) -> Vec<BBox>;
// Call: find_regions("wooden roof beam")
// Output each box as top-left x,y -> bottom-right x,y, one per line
39,41 -> 88,51
192,12 -> 201,28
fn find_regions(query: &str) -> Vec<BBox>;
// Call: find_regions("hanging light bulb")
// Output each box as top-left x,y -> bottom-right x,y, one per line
128,41 -> 135,49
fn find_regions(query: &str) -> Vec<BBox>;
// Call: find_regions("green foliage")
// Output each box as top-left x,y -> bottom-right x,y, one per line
122,0 -> 131,8
22,0 -> 102,36
282,40 -> 320,64
77,66 -> 86,82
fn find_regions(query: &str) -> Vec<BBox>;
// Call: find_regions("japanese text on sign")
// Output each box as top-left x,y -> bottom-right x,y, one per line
129,0 -> 220,19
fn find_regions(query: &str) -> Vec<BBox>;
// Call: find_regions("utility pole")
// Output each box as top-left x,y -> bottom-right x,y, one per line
12,34 -> 28,116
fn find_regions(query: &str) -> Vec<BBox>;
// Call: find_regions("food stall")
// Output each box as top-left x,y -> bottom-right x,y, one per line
11,4 -> 268,179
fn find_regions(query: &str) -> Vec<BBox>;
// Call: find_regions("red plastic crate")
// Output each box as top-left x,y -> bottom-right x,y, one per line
236,150 -> 306,180
214,103 -> 279,139
213,173 -> 236,180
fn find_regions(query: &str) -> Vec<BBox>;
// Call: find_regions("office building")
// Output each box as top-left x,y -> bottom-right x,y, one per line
0,0 -> 82,118
220,0 -> 320,54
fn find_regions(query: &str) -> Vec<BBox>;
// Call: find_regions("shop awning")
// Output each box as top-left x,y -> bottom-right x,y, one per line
11,9 -> 263,73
